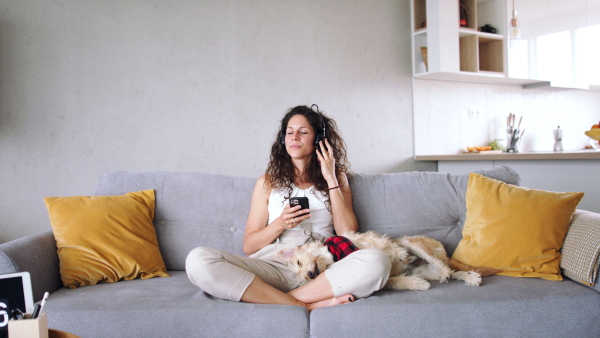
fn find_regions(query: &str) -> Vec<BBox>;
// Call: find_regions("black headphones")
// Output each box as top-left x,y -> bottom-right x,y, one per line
279,104 -> 327,146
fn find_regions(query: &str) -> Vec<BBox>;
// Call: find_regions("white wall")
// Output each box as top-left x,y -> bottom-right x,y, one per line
414,79 -> 600,155
0,0 -> 427,243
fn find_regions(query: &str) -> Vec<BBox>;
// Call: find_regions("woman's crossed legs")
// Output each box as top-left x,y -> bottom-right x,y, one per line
185,247 -> 390,310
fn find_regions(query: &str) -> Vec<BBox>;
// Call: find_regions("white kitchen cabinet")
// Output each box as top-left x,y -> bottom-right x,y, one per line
411,0 -> 509,83
507,0 -> 600,88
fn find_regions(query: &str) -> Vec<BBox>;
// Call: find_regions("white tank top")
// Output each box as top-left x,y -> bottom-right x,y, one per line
268,185 -> 335,243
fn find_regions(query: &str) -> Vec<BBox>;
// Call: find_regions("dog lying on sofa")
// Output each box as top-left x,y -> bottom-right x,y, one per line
278,231 -> 500,291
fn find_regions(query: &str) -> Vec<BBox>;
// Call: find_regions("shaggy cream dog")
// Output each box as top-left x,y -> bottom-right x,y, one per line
278,231 -> 499,291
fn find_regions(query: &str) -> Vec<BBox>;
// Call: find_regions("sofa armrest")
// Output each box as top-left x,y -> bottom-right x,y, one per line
561,209 -> 600,293
0,230 -> 63,301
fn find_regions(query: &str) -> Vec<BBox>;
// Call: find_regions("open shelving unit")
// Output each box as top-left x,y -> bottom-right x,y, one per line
412,0 -> 508,82
460,32 -> 504,73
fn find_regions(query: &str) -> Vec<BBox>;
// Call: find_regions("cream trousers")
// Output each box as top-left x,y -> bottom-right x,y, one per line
185,246 -> 391,302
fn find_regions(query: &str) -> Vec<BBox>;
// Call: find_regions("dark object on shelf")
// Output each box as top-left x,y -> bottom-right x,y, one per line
459,3 -> 469,27
421,21 -> 426,28
478,24 -> 497,34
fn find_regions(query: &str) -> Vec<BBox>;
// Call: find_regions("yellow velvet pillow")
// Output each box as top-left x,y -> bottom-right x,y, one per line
44,190 -> 169,289
451,173 -> 584,281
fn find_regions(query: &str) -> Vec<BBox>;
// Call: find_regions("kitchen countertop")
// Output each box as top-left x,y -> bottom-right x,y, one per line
415,150 -> 600,161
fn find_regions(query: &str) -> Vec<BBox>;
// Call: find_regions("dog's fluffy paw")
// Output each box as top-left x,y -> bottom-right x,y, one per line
385,275 -> 431,291
452,271 -> 482,286
406,275 -> 431,290
464,271 -> 482,286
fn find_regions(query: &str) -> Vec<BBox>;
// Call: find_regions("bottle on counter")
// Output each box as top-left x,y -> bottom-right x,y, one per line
553,126 -> 563,152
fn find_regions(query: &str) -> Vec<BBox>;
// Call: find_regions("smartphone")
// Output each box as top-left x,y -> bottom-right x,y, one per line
289,197 -> 310,215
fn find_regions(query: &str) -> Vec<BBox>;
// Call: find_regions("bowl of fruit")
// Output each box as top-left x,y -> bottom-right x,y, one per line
585,121 -> 600,149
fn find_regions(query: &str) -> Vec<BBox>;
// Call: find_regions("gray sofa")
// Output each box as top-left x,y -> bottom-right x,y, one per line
1,166 -> 599,337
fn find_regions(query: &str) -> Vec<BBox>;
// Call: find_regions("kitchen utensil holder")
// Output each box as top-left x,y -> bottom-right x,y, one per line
506,131 -> 520,152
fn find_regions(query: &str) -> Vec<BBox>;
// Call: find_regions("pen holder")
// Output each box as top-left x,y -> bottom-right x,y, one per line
8,312 -> 48,338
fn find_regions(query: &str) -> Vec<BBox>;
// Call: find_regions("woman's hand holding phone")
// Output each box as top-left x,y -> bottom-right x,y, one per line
278,197 -> 311,230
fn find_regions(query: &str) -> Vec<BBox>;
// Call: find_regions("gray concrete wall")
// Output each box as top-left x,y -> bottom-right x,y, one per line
0,0 -> 425,243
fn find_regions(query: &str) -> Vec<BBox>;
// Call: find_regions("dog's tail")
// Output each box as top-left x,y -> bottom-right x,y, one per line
448,259 -> 502,277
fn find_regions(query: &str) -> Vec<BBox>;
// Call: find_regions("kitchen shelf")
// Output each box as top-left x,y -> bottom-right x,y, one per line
413,0 -> 427,31
460,0 -> 475,29
411,0 -> 506,81
414,71 -> 539,86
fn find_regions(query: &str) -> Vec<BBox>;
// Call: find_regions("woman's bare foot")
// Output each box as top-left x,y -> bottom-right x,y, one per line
306,294 -> 355,311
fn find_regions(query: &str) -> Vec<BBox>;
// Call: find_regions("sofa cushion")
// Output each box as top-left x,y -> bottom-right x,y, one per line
44,190 -> 169,289
44,271 -> 310,338
452,173 -> 584,281
349,166 -> 520,254
93,171 -> 256,270
310,276 -> 600,337
561,210 -> 600,289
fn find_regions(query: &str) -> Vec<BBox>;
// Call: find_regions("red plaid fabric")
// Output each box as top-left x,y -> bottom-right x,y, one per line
325,236 -> 360,262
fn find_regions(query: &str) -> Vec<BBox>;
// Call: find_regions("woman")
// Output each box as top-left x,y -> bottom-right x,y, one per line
186,105 -> 391,310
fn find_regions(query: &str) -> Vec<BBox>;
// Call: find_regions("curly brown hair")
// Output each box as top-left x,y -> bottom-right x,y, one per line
265,105 -> 350,207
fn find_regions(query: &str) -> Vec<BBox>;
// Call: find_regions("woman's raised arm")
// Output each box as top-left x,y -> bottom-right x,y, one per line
327,172 -> 358,235
316,138 -> 358,235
